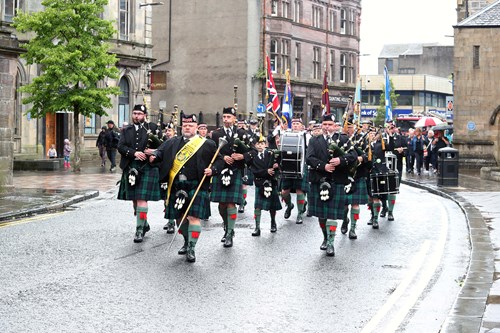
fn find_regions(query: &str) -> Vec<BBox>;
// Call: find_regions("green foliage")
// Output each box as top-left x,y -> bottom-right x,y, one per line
13,0 -> 120,118
374,79 -> 399,127
254,67 -> 266,79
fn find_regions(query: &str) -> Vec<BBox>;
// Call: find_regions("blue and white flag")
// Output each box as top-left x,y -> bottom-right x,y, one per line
384,66 -> 393,122
281,69 -> 292,128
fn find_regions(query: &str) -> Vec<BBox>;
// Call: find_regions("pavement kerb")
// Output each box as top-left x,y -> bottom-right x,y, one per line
401,179 -> 494,333
0,190 -> 99,223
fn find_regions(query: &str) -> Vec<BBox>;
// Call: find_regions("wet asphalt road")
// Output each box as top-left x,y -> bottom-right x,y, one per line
0,184 -> 469,333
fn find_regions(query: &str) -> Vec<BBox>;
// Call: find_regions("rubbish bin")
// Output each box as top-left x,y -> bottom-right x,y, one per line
437,147 -> 459,186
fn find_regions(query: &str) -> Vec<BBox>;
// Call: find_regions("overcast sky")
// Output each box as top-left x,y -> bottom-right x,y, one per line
359,0 -> 457,75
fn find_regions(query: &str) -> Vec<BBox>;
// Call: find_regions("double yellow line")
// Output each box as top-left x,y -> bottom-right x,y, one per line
0,212 -> 65,229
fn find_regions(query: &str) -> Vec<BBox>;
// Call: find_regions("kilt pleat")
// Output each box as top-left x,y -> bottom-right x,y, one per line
210,168 -> 244,205
308,182 -> 345,219
165,179 -> 211,220
346,176 -> 369,205
254,186 -> 282,211
117,161 -> 161,201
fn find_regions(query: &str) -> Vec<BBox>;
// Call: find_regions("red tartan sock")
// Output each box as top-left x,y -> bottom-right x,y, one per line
136,207 -> 147,230
188,224 -> 202,249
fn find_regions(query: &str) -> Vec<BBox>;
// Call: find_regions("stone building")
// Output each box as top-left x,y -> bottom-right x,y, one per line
1,0 -> 154,161
378,43 -> 454,79
456,0 -> 495,22
151,0 -> 361,128
453,0 -> 500,167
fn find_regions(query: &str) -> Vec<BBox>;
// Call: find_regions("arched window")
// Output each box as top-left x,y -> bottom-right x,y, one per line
118,77 -> 130,126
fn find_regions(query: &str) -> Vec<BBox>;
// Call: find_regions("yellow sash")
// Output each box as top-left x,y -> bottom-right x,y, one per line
166,135 -> 206,204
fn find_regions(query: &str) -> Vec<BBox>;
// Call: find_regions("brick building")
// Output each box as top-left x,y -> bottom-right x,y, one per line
151,0 -> 361,128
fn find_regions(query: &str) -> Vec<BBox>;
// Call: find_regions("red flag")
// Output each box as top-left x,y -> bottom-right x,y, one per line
266,55 -> 281,116
321,71 -> 330,116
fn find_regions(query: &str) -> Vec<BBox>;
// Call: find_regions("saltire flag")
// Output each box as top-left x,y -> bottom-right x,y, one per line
266,55 -> 281,121
281,69 -> 293,128
353,75 -> 362,123
321,71 -> 330,115
384,65 -> 393,122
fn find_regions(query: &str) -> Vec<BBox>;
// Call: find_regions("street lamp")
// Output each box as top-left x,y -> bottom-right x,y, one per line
139,2 -> 164,7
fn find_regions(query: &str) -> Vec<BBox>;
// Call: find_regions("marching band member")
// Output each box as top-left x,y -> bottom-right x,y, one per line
210,107 -> 248,248
281,118 -> 309,224
306,114 -> 358,257
117,104 -> 161,243
245,135 -> 282,236
151,114 -> 218,262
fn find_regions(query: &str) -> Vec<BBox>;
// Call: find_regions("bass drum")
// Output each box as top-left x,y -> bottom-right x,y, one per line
369,170 -> 400,196
279,132 -> 306,179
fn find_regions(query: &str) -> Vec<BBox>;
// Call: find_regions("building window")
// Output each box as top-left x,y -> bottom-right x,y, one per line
340,53 -> 346,82
312,5 -> 322,29
281,39 -> 290,74
119,0 -> 130,40
282,0 -> 290,19
3,0 -> 23,22
473,45 -> 480,69
349,54 -> 355,83
340,9 -> 346,34
313,47 -> 321,80
118,77 -> 130,126
84,114 -> 97,134
293,0 -> 301,23
329,50 -> 335,82
270,39 -> 279,73
294,42 -> 301,78
349,9 -> 355,36
386,59 -> 394,72
271,0 -> 278,16
328,10 -> 336,32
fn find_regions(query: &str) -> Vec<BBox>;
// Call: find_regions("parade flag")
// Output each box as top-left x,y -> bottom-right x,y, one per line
384,66 -> 393,122
353,75 -> 362,123
266,55 -> 281,120
321,71 -> 330,116
281,69 -> 293,128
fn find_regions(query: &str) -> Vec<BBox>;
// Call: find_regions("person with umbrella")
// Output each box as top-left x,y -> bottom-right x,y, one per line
411,127 -> 426,175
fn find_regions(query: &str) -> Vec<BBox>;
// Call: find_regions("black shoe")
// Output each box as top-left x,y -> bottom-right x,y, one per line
326,244 -> 335,257
166,223 -> 175,234
320,239 -> 327,251
349,229 -> 357,240
341,219 -> 349,234
143,222 -> 150,236
270,221 -> 277,233
133,230 -> 143,243
238,205 -> 245,213
372,220 -> 379,229
186,249 -> 196,263
284,203 -> 294,219
178,242 -> 188,255
367,217 -> 374,225
296,215 -> 303,224
223,231 -> 234,247
388,212 -> 394,221
380,208 -> 387,218
252,228 -> 261,236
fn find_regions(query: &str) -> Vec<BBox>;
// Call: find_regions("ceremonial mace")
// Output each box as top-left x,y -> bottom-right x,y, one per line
167,136 -> 228,252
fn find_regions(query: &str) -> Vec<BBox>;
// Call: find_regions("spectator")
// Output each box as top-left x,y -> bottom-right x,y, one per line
424,130 -> 434,173
63,139 -> 72,169
96,126 -> 107,167
406,128 -> 415,174
411,128 -> 425,175
431,131 -> 450,173
47,144 -> 57,159
104,120 -> 119,172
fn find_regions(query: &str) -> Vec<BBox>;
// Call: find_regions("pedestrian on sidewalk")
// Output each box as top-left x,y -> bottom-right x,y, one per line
63,139 -> 72,169
96,126 -> 107,167
104,120 -> 119,172
47,144 -> 57,159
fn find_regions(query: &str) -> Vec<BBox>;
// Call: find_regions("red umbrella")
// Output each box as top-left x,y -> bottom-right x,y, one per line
414,116 -> 443,128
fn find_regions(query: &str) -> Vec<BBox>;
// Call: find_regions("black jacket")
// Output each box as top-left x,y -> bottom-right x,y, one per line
211,125 -> 248,171
117,122 -> 160,170
104,128 -> 120,149
306,132 -> 358,184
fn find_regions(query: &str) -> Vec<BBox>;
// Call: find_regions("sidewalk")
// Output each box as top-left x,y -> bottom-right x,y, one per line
1,161 -> 499,331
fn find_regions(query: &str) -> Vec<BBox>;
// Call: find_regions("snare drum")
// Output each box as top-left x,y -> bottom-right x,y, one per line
369,170 -> 399,196
279,132 -> 306,179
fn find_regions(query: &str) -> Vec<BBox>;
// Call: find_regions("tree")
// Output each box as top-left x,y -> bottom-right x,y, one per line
374,79 -> 399,127
14,0 -> 120,172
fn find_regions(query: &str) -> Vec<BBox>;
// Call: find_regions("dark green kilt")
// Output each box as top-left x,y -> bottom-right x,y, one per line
346,176 -> 369,205
118,161 -> 161,201
308,182 -> 345,219
210,168 -> 244,205
280,168 -> 310,193
254,185 -> 282,211
165,180 -> 211,220
242,167 -> 254,185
